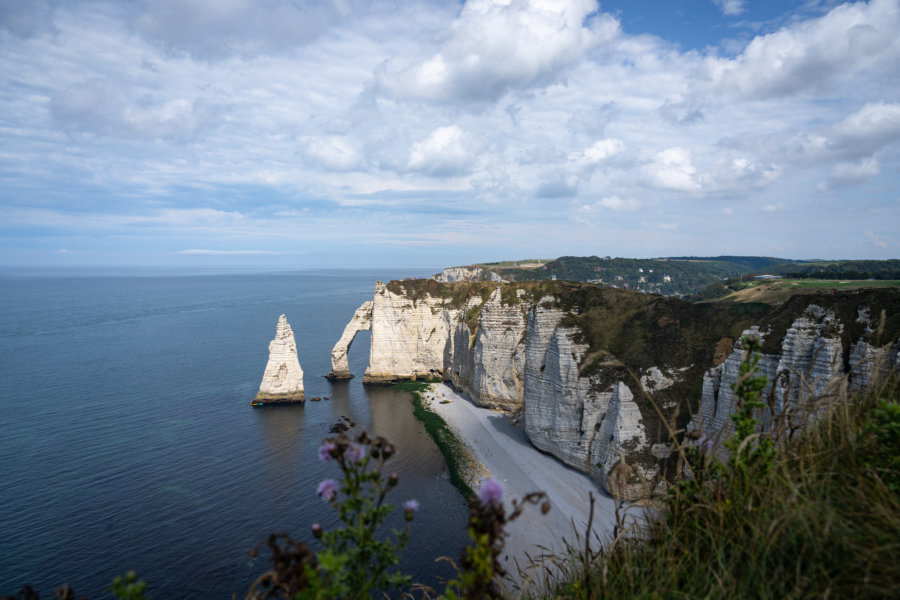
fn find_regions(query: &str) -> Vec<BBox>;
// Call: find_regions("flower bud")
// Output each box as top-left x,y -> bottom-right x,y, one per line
388,472 -> 399,487
311,523 -> 323,539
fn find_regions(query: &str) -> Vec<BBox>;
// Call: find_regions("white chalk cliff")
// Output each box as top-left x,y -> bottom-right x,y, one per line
327,301 -> 373,379
254,314 -> 305,403
333,282 -> 898,499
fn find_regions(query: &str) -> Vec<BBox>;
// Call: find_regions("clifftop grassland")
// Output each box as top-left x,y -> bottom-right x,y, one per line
441,255 -> 900,297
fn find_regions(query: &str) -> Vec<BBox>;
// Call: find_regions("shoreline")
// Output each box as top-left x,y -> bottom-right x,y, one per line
417,383 -> 631,590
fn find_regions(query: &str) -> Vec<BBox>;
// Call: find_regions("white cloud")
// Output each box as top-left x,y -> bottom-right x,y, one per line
831,102 -> 900,157
51,79 -> 222,142
825,156 -> 881,189
407,125 -> 475,177
303,136 -> 362,171
713,0 -> 745,17
704,0 -> 900,99
579,195 -> 639,212
569,138 -> 624,168
375,0 -> 620,103
131,0 -> 349,59
648,147 -> 699,192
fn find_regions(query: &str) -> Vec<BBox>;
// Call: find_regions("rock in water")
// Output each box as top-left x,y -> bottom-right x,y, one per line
253,314 -> 305,405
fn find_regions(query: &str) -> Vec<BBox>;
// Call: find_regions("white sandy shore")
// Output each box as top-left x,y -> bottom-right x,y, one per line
425,383 -> 639,590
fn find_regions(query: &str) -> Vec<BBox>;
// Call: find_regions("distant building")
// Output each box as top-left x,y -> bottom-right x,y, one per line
638,276 -> 646,283
754,274 -> 783,280
663,275 -> 672,282
638,268 -> 644,273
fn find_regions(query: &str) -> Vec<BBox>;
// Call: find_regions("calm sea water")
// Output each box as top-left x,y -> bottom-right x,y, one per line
0,269 -> 470,598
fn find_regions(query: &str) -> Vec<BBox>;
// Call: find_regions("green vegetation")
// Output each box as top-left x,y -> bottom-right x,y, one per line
396,381 -> 476,499
541,362 -> 900,600
444,256 -> 900,299
690,277 -> 900,304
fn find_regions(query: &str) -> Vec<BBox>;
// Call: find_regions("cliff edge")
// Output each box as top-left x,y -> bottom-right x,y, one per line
331,281 -> 900,498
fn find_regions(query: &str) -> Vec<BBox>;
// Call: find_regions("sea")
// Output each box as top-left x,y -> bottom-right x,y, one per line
0,268 -> 471,599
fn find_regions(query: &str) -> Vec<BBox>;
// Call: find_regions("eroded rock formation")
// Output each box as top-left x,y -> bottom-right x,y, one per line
254,314 -> 305,404
326,301 -> 373,379
333,281 -> 899,499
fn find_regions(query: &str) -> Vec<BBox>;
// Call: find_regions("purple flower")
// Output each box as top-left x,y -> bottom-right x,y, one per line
403,499 -> 419,522
318,442 -> 337,462
698,436 -> 714,451
478,479 -> 503,506
317,479 -> 339,501
345,442 -> 366,463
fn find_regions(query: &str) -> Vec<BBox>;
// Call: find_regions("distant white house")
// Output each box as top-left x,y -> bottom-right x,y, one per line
754,274 -> 783,280
663,275 -> 672,282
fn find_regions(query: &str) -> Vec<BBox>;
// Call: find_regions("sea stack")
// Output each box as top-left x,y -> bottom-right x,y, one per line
252,314 -> 305,405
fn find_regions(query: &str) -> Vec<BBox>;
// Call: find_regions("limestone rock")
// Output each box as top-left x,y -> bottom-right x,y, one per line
689,305 -> 887,441
254,314 -> 305,404
364,281 -> 459,382
326,301 -> 372,379
466,288 -> 527,410
333,280 -> 897,500
434,266 -> 484,282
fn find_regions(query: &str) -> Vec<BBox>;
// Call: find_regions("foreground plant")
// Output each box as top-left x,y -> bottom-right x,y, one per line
443,479 -> 549,600
545,338 -> 900,600
247,431 -> 416,600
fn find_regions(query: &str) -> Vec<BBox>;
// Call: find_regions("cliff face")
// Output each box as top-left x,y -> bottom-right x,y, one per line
255,314 -> 305,403
333,282 -> 899,498
363,281 -> 461,383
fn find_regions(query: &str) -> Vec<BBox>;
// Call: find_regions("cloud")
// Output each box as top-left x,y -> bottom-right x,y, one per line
51,79 -> 222,141
830,102 -> 900,158
824,156 -> 881,189
131,0 -> 349,59
407,125 -> 475,177
648,147 -> 700,192
713,0 -> 745,17
569,138 -> 625,169
374,0 -> 619,103
303,136 -> 362,171
536,177 -> 578,198
579,196 -> 639,212
705,0 -> 900,99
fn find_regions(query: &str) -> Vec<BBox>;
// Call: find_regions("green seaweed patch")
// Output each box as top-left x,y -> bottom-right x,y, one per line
395,382 -> 475,500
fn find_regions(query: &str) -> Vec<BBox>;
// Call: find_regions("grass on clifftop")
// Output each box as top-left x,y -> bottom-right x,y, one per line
535,374 -> 900,600
393,381 -> 476,500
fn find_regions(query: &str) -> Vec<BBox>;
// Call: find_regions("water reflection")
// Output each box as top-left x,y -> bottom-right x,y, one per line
253,405 -> 306,505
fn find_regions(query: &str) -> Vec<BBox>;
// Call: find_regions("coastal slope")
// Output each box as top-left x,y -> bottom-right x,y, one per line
333,281 -> 900,498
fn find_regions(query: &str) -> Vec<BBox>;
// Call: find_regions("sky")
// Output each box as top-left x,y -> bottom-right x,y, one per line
1,0 -> 898,269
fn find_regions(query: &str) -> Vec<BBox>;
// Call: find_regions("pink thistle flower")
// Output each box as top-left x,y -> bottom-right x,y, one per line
478,479 -> 503,506
318,442 -> 337,461
345,442 -> 366,463
317,479 -> 339,501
